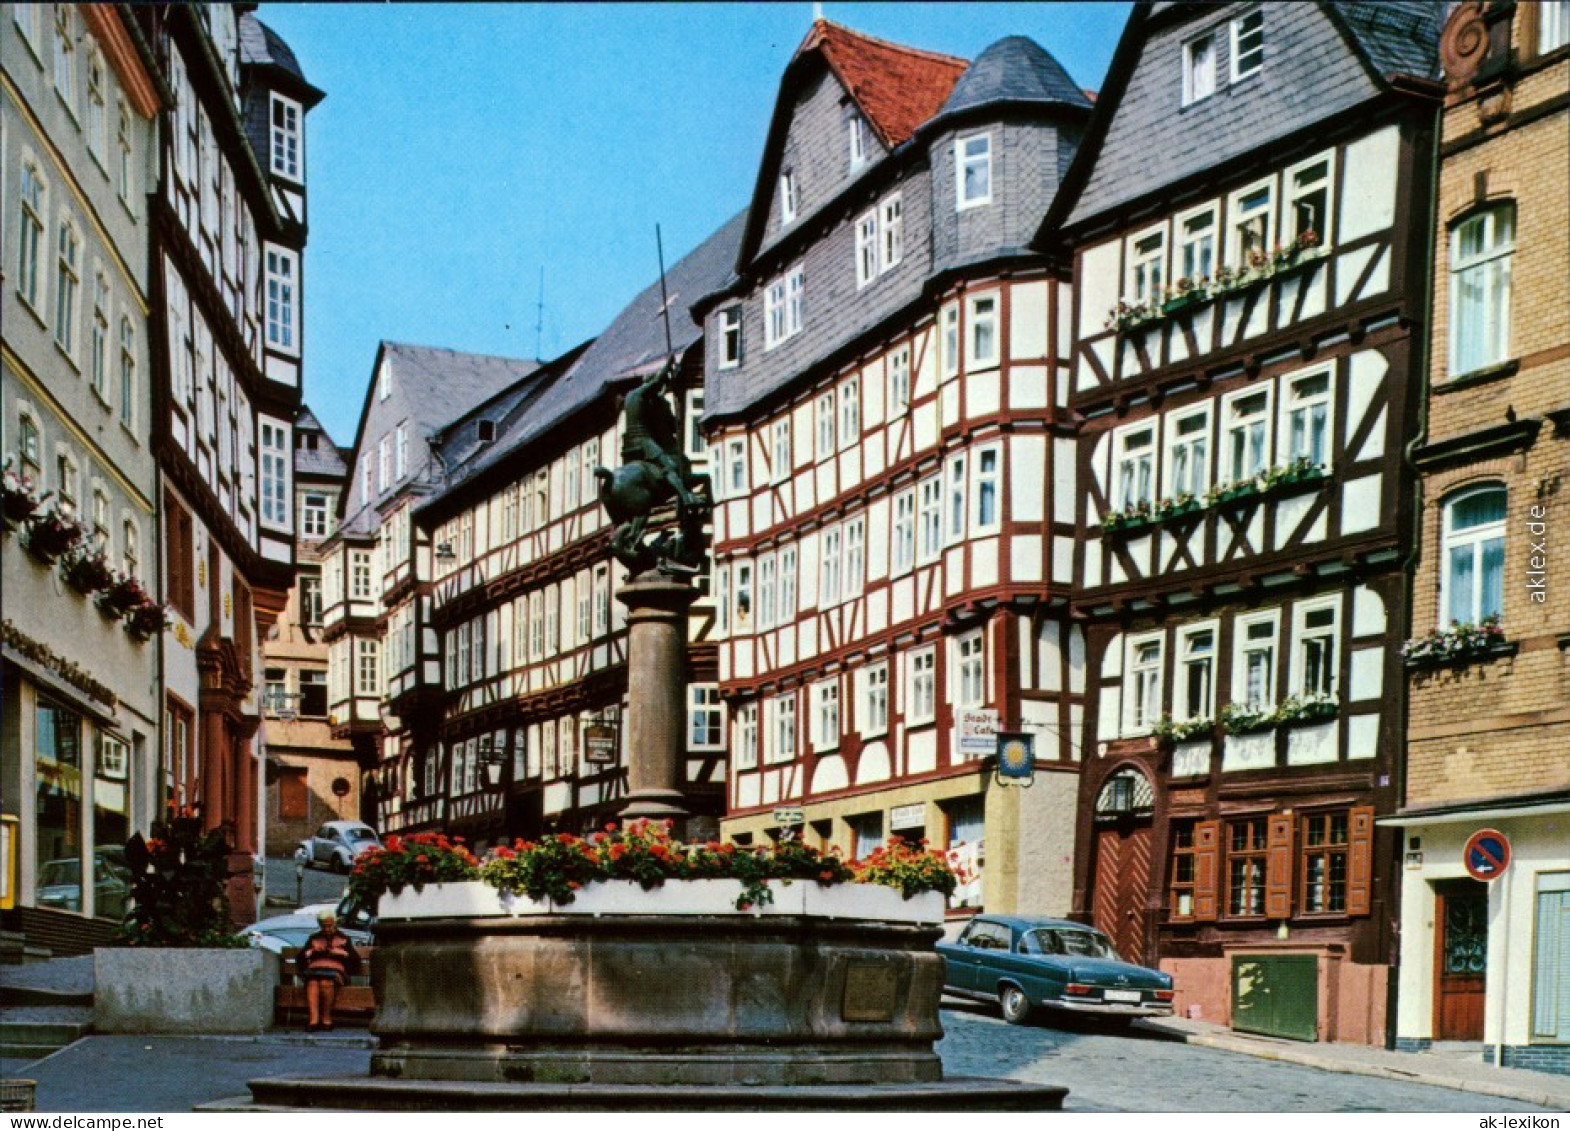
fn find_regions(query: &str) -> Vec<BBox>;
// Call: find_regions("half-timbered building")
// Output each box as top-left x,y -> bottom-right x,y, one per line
134,4 -> 322,923
699,21 -> 1093,913
1044,2 -> 1442,1042
2,2 -> 162,954
1389,0 -> 1570,1071
415,212 -> 743,847
320,343 -> 542,838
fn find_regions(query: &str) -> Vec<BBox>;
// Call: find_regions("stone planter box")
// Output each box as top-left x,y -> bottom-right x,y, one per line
370,880 -> 946,1086
95,947 -> 280,1033
378,879 -> 943,924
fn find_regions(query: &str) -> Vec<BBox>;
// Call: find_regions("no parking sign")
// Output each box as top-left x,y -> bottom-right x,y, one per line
1463,828 -> 1511,881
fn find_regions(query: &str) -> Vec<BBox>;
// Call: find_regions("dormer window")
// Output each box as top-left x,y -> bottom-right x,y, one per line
719,306 -> 742,369
1183,31 -> 1217,104
269,93 -> 303,181
780,169 -> 798,225
848,112 -> 868,169
1231,9 -> 1264,82
956,134 -> 992,210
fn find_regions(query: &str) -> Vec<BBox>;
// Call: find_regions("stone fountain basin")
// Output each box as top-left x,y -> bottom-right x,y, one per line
369,880 -> 947,1087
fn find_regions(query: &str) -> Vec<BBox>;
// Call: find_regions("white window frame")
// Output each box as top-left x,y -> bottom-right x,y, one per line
1124,632 -> 1165,736
839,378 -> 859,447
733,703 -> 759,771
767,694 -> 796,765
1183,28 -> 1218,105
733,560 -> 753,632
725,437 -> 748,497
90,270 -> 110,399
1125,223 -> 1167,306
955,133 -> 992,210
844,515 -> 865,599
86,51 -> 107,165
757,553 -> 777,630
856,209 -> 879,288
1230,609 -> 1281,706
593,563 -> 611,637
1176,621 -> 1218,722
1163,405 -> 1212,499
1280,365 -> 1335,471
1284,150 -> 1335,248
971,444 -> 1001,534
1291,595 -> 1341,699
820,525 -> 843,606
715,563 -> 730,635
859,662 -> 889,737
1112,421 -> 1158,510
1221,383 -> 1274,486
946,453 -> 967,544
771,418 -> 791,484
967,293 -> 1000,369
815,391 -> 836,460
917,474 -> 943,564
1541,0 -> 1570,52
786,265 -> 804,338
1449,204 -> 1514,377
1440,484 -> 1507,628
779,169 -> 798,225
1230,8 -> 1265,83
888,345 -> 911,412
259,420 -> 290,528
17,160 -> 48,313
881,193 -> 903,271
118,317 -> 136,428
55,219 -> 81,356
764,277 -> 787,350
264,247 -> 299,355
812,679 -> 840,752
779,545 -> 797,622
1177,203 -> 1218,284
955,630 -> 986,709
1228,177 -> 1275,268
940,304 -> 960,379
892,488 -> 916,576
269,92 -> 303,182
906,646 -> 937,726
848,112 -> 868,169
688,685 -> 724,751
719,306 -> 742,369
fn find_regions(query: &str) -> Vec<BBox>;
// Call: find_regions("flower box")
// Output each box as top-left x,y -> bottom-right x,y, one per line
61,549 -> 115,595
1208,480 -> 1262,508
125,602 -> 169,642
1275,695 -> 1340,727
1403,617 -> 1511,669
98,575 -> 150,618
22,508 -> 85,564
378,878 -> 943,924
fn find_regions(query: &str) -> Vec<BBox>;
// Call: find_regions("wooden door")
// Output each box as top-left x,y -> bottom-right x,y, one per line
1093,817 -> 1153,965
1435,879 -> 1488,1040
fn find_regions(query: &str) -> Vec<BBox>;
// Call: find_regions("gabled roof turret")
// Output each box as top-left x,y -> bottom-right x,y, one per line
938,35 -> 1094,118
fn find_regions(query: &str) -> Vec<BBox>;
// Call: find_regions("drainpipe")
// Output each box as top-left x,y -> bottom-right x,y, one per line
1389,99 -> 1443,1051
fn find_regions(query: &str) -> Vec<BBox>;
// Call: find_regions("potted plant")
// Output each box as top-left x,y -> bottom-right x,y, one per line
1219,701 -> 1276,736
1160,276 -> 1207,315
98,572 -> 151,619
22,503 -> 85,564
1156,491 -> 1202,522
1402,614 -> 1509,668
1152,715 -> 1215,744
2,460 -> 43,531
1274,692 -> 1339,727
1259,456 -> 1326,494
1207,478 -> 1262,508
1101,498 -> 1158,534
125,600 -> 170,642
97,806 -> 276,1034
61,545 -> 115,595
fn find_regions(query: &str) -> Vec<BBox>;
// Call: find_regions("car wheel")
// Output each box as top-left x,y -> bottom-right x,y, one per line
999,984 -> 1033,1025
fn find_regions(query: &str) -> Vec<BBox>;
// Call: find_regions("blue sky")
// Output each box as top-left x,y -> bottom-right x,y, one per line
259,2 -> 1132,447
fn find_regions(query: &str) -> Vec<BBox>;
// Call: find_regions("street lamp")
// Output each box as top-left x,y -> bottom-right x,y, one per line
479,736 -> 506,788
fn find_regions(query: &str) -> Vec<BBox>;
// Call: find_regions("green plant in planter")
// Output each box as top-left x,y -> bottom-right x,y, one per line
1274,692 -> 1339,725
852,838 -> 959,901
1206,478 -> 1261,507
117,806 -> 248,947
1219,701 -> 1276,736
1152,715 -> 1214,744
1259,457 -> 1326,493
61,546 -> 115,594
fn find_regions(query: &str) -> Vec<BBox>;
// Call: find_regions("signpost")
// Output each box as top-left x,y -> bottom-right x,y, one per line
1462,827 -> 1513,1067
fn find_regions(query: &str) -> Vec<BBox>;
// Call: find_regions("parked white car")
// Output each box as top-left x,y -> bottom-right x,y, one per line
295,820 -> 381,873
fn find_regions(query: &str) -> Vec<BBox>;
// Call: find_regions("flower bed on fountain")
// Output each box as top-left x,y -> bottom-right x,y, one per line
351,823 -> 956,1087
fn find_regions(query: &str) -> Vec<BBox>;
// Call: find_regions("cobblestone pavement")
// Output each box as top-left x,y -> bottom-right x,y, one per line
934,1002 -> 1560,1113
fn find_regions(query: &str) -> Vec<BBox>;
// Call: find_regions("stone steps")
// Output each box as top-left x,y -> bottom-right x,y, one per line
0,1019 -> 90,1063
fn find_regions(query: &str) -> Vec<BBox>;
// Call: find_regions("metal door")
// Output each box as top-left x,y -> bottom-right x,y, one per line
1231,954 -> 1319,1041
1435,879 -> 1488,1040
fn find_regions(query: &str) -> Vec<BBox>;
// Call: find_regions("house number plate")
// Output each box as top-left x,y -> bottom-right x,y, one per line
841,962 -> 898,1021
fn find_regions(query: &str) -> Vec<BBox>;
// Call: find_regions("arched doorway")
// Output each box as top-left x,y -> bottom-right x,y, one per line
1091,767 -> 1155,965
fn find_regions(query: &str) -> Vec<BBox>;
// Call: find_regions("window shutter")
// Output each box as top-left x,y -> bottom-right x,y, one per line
1346,805 -> 1376,916
1265,814 -> 1295,919
1193,820 -> 1221,921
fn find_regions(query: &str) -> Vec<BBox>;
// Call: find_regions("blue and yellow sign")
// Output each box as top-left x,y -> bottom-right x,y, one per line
995,732 -> 1035,780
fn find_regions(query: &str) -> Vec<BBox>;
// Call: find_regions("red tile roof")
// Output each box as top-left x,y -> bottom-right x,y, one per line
796,20 -> 968,147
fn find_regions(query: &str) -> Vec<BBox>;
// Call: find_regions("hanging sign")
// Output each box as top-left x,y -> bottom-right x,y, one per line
583,722 -> 619,765
995,732 -> 1036,780
1463,828 -> 1511,881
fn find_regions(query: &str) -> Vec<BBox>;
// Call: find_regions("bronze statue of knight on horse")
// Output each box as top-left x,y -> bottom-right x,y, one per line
594,355 -> 711,577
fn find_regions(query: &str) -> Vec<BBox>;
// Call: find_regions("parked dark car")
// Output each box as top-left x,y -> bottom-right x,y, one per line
937,914 -> 1175,1025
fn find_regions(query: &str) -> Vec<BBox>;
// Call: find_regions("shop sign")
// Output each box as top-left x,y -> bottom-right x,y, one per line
584,722 -> 619,765
772,807 -> 804,827
889,803 -> 925,831
956,708 -> 999,756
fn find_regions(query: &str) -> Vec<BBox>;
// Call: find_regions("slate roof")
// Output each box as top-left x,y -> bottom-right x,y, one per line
938,36 -> 1094,116
448,209 -> 748,486
380,343 -> 542,438
1056,2 -> 1442,232
801,20 -> 968,147
1328,1 -> 1444,81
238,14 -> 324,104
294,405 -> 348,480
